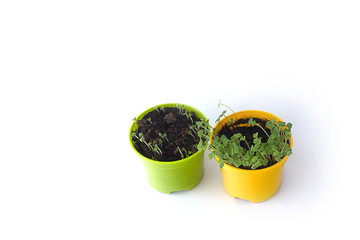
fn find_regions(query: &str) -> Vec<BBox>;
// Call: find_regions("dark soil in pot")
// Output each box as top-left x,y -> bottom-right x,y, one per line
132,107 -> 201,161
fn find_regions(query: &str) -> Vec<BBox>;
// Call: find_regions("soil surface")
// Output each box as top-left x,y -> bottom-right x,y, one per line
132,107 -> 201,161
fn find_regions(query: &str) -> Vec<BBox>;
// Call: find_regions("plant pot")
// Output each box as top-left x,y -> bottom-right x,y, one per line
129,103 -> 206,194
213,110 -> 293,202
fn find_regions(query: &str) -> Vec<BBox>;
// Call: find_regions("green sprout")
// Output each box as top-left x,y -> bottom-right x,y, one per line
158,138 -> 163,147
217,99 -> 238,124
132,132 -> 152,151
132,132 -> 163,156
153,144 -> 163,156
183,111 -> 194,123
176,104 -> 185,115
187,130 -> 196,139
158,132 -> 169,142
177,146 -> 185,159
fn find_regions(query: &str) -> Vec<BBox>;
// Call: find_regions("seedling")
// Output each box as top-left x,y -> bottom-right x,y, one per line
217,99 -> 238,124
187,130 -> 196,139
132,132 -> 151,150
176,104 -> 185,115
132,132 -> 163,156
158,132 -> 169,142
185,149 -> 193,158
177,146 -> 185,159
154,106 -> 166,113
138,133 -> 153,151
195,103 -> 293,169
183,111 -> 194,123
158,138 -> 163,147
153,144 -> 163,156
147,117 -> 152,124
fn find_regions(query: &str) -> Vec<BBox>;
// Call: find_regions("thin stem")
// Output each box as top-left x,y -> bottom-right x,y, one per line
218,99 -> 238,123
177,146 -> 184,158
145,142 -> 153,151
218,102 -> 235,115
242,139 -> 251,151
156,145 -> 162,155
255,123 -> 270,138
280,138 -> 288,154
132,132 -> 140,141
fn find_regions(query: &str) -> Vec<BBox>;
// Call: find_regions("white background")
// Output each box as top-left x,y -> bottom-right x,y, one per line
1,0 -> 359,239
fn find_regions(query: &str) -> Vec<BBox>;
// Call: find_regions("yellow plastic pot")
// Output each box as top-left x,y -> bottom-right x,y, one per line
213,110 -> 293,203
129,103 -> 206,194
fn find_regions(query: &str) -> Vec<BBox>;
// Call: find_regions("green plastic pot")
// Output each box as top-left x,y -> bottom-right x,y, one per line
129,103 -> 206,193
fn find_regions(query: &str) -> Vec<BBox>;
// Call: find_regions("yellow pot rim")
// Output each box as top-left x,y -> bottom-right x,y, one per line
212,110 -> 293,174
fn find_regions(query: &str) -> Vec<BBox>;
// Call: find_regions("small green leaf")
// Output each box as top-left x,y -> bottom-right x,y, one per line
273,150 -> 279,156
197,139 -> 203,151
265,145 -> 275,154
195,121 -> 203,129
220,161 -> 225,168
233,160 -> 242,168
262,158 -> 269,165
216,110 -> 227,123
266,121 -> 274,128
226,157 -> 234,165
277,121 -> 285,127
254,138 -> 261,145
248,118 -> 255,126
284,148 -> 292,156
227,118 -> 234,125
